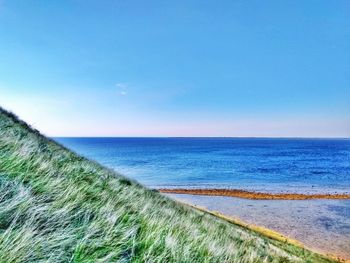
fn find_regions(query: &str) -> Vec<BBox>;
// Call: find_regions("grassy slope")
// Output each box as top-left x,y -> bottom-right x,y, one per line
0,107 -> 335,263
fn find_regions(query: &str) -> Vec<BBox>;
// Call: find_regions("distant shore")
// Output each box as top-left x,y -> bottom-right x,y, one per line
159,188 -> 350,200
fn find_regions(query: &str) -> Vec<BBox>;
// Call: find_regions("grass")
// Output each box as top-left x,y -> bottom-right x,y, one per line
0,106 -> 337,263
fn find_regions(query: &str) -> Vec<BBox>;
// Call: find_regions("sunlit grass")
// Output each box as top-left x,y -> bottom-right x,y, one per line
0,107 -> 335,262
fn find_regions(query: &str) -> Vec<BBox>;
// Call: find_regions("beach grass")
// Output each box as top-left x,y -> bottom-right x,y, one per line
0,106 -> 337,263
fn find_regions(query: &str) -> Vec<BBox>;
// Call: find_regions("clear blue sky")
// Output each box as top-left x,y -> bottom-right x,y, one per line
0,0 -> 349,137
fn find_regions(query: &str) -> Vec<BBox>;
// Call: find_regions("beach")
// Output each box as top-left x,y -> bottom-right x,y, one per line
2,1 -> 349,261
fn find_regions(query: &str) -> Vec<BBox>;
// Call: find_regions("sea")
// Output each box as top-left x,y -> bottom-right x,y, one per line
55,137 -> 350,258
55,138 -> 350,194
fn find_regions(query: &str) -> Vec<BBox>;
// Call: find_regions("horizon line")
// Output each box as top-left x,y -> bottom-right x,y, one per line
52,136 -> 350,139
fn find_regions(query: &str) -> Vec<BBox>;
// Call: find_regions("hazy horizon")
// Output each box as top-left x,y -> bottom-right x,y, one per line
52,136 -> 350,139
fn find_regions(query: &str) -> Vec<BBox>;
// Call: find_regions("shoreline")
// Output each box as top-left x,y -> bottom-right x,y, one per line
159,188 -> 350,200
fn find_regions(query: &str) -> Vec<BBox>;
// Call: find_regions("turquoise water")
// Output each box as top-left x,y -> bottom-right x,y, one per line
55,138 -> 350,194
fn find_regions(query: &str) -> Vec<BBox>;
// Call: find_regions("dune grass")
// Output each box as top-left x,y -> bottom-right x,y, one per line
0,107 -> 336,263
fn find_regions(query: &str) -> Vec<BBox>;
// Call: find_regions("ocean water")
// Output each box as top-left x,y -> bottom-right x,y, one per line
55,138 -> 350,194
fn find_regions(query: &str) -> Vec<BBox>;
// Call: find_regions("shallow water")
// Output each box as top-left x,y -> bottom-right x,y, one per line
56,138 -> 350,194
166,193 -> 350,259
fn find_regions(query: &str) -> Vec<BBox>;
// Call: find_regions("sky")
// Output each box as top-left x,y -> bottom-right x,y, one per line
0,0 -> 349,137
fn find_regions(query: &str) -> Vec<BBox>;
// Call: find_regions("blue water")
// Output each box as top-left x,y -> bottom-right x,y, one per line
55,138 -> 350,194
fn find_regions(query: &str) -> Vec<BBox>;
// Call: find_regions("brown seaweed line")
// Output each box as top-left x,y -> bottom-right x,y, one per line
158,188 -> 350,200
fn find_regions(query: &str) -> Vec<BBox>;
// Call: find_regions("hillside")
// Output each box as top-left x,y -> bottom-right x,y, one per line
0,107 -> 335,263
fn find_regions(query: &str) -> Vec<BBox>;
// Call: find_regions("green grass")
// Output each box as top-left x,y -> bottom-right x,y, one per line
0,107 -> 336,263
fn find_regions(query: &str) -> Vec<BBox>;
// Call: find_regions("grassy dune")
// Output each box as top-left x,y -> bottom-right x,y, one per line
0,107 -> 336,263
